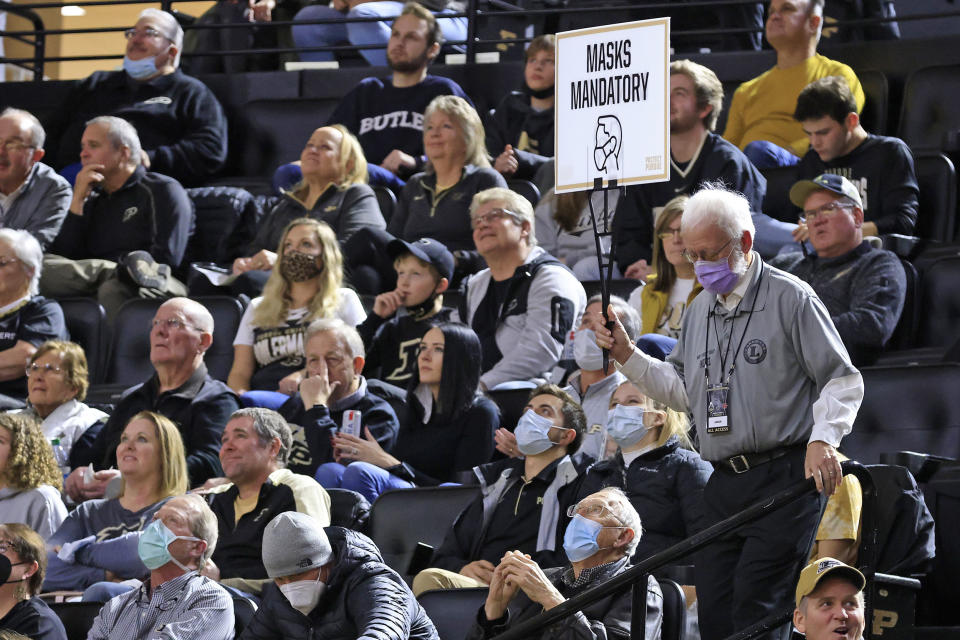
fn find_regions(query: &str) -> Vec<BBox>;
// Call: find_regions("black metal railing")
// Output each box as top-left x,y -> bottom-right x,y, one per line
491,460 -> 880,640
2,0 -> 959,81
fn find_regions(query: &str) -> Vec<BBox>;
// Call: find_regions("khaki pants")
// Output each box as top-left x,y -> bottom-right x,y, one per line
411,568 -> 488,597
40,254 -> 187,322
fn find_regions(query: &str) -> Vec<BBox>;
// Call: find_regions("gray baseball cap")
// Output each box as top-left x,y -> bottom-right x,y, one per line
262,511 -> 332,579
789,173 -> 863,210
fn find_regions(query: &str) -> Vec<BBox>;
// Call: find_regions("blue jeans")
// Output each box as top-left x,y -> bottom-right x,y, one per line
292,1 -> 467,65
83,581 -> 135,602
315,460 -> 414,503
241,390 -> 291,410
743,140 -> 801,169
751,213 -> 799,258
272,162 -> 405,195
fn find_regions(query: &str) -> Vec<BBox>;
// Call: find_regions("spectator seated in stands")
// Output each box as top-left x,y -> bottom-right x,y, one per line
488,34 -> 555,182
44,411 -> 187,593
345,95 -> 506,294
0,415 -> 67,540
359,237 -> 454,385
195,408 -> 331,597
809,451 -> 860,566
575,380 -> 712,563
616,59 -> 792,269
792,558 -> 865,640
293,0 -> 466,67
42,8 -> 227,187
793,76 -> 919,238
495,295 -> 639,463
723,0 -> 864,169
0,109 -> 70,250
0,524 -> 67,640
66,297 -> 240,498
533,173 -> 622,280
466,487 -> 663,640
318,322 -> 498,502
279,2 -> 471,192
218,130 -> 383,299
412,384 -> 585,595
626,195 -> 702,359
239,511 -> 438,640
0,229 -> 67,410
772,174 -> 906,366
277,318 -> 400,480
41,116 -> 194,321
228,218 -> 366,407
86,494 -> 235,640
456,188 -> 585,391
13,341 -> 107,471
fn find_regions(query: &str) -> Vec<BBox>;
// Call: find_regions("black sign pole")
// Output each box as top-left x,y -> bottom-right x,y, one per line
587,176 -> 623,372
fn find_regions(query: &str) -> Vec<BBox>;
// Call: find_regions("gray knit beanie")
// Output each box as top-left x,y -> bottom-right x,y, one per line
262,512 -> 332,579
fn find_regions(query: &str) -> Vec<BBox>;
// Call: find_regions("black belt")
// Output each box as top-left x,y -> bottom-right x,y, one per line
714,444 -> 804,474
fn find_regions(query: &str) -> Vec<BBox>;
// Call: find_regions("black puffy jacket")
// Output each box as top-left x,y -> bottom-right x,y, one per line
239,527 -> 438,640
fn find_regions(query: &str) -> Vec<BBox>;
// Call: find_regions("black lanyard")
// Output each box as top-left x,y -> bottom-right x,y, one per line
703,261 -> 764,387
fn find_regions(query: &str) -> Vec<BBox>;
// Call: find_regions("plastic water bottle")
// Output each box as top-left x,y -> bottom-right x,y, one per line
51,438 -> 70,480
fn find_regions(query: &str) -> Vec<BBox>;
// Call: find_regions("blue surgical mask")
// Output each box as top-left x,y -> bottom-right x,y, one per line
606,404 -> 649,448
514,410 -> 559,456
573,328 -> 605,371
123,55 -> 159,80
563,514 -> 606,562
138,519 -> 201,571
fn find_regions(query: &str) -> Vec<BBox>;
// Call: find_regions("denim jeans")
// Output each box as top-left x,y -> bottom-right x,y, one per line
292,1 -> 467,65
314,460 -> 415,502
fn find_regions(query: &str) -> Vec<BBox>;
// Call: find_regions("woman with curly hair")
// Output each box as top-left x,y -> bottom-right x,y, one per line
229,218 -> 366,408
0,523 -> 67,640
44,411 -> 188,592
0,414 -> 66,540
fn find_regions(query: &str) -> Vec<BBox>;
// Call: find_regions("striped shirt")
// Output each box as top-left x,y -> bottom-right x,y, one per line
87,571 -> 235,640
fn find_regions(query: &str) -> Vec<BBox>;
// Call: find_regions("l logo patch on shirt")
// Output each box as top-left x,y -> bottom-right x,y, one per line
743,339 -> 767,364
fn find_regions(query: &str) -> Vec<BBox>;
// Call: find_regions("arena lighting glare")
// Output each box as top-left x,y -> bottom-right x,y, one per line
60,6 -> 86,16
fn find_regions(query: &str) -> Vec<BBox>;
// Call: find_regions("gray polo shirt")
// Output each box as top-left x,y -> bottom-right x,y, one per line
620,255 -> 863,462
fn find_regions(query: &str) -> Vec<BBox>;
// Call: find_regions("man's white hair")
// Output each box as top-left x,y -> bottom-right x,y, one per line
137,8 -> 184,67
681,182 -> 756,244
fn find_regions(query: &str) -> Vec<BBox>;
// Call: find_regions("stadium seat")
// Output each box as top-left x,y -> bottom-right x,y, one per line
58,297 -> 108,384
102,295 -> 243,386
367,485 -> 480,575
843,363 -> 960,464
760,164 -> 801,223
373,185 -> 397,224
507,179 -> 541,208
417,587 -> 489,640
485,387 -> 532,432
858,69 -> 890,135
658,577 -> 687,640
49,601 -> 102,640
233,595 -> 257,636
884,257 -> 919,352
914,249 -> 960,349
327,487 -> 372,530
898,64 -> 960,154
916,152 -> 959,243
235,98 -> 340,177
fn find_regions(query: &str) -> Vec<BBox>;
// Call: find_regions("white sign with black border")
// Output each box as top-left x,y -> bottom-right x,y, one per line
554,17 -> 670,193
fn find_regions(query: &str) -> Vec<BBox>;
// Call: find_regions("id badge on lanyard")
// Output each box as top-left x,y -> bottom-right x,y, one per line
706,383 -> 730,433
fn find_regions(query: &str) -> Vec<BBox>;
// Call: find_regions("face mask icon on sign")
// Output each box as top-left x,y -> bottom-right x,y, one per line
594,115 -> 622,172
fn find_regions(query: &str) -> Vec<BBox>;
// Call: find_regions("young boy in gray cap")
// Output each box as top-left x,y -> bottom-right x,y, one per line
239,512 -> 438,639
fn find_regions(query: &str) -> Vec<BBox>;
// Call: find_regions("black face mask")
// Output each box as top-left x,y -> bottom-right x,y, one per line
0,553 -> 28,585
407,293 -> 439,322
523,80 -> 554,101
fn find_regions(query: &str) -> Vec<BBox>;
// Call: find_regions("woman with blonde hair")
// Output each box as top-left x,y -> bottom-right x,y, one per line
224,125 -> 384,298
346,95 -> 506,293
15,340 -> 107,469
229,218 -> 366,407
0,414 -> 66,540
44,411 -> 188,592
574,380 -> 713,561
0,523 -> 67,640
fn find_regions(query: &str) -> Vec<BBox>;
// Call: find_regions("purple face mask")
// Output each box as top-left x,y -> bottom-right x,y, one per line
694,257 -> 740,295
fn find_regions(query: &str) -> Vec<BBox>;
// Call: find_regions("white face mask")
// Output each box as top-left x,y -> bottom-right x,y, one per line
279,575 -> 327,615
573,328 -> 605,371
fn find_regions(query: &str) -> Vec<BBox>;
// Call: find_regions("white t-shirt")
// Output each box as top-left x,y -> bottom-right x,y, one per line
628,277 -> 696,338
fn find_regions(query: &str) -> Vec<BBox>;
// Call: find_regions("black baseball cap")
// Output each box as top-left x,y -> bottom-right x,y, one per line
387,237 -> 454,282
